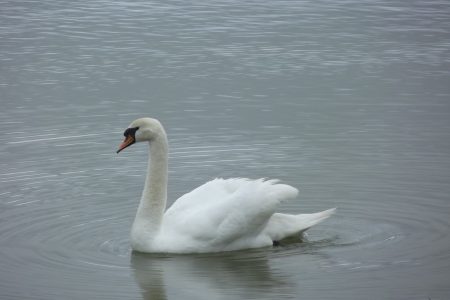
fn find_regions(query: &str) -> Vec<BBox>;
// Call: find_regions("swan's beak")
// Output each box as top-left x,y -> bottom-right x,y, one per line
117,135 -> 135,153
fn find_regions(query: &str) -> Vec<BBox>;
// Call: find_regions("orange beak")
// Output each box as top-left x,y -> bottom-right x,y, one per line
117,135 -> 135,153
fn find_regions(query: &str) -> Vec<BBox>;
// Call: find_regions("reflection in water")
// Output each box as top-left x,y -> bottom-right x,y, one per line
132,254 -> 167,300
131,250 -> 291,300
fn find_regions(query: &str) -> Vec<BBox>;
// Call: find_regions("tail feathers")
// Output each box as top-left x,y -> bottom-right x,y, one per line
264,208 -> 336,242
297,208 -> 336,229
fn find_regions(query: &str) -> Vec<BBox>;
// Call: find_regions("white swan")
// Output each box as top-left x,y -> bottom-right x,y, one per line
117,117 -> 336,253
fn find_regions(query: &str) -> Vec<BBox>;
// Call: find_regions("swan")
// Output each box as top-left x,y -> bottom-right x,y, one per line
117,117 -> 336,253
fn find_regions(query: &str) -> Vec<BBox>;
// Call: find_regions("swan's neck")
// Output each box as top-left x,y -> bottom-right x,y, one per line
133,133 -> 168,237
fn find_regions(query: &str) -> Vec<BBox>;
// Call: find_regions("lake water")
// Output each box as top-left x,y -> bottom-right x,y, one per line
1,0 -> 450,299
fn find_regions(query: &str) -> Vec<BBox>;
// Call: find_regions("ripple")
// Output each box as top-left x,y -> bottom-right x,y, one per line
311,192 -> 450,272
0,193 -> 133,281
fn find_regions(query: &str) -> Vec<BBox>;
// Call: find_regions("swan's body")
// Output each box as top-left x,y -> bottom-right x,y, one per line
117,117 -> 335,253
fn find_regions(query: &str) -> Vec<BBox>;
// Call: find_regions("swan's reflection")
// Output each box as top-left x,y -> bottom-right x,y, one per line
131,249 -> 291,300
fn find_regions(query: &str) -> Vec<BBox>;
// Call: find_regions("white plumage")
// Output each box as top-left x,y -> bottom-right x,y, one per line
117,118 -> 335,253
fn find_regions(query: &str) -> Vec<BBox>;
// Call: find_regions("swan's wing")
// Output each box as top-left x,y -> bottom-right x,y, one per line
163,178 -> 298,245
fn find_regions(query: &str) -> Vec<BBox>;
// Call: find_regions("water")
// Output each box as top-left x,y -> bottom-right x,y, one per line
1,0 -> 450,299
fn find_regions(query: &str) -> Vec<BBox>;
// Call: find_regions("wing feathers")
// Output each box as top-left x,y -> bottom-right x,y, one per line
163,178 -> 299,245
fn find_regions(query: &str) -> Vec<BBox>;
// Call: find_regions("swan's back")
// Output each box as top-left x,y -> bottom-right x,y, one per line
158,178 -> 299,252
167,178 -> 298,215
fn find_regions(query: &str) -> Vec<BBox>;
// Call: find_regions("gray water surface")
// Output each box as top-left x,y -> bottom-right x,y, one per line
1,0 -> 450,299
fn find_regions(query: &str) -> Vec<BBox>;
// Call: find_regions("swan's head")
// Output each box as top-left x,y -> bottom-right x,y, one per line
116,117 -> 164,153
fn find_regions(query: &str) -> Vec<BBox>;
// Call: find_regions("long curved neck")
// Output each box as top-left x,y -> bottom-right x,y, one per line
133,133 -> 168,235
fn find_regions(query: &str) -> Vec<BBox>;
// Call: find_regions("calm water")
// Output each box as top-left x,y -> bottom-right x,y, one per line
1,0 -> 450,299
